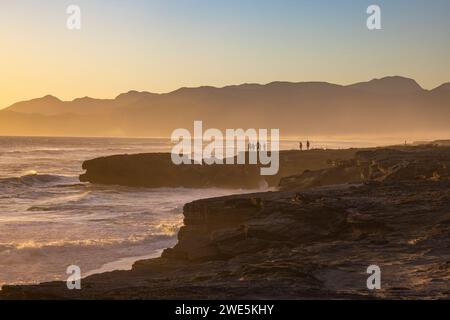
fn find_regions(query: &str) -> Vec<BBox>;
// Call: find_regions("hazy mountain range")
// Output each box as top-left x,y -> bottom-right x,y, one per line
1,76 -> 450,138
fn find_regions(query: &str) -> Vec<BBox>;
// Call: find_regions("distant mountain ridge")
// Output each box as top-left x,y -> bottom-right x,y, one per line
347,76 -> 424,94
1,76 -> 449,137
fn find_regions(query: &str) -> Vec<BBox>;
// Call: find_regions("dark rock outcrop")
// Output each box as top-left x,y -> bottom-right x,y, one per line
79,149 -> 358,189
80,153 -> 264,189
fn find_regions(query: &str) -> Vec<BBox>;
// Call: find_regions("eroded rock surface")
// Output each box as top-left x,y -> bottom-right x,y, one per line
2,180 -> 449,299
280,146 -> 450,190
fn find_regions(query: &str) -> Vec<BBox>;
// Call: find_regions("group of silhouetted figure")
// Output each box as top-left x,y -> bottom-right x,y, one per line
299,140 -> 310,151
248,142 -> 266,151
247,141 -> 309,151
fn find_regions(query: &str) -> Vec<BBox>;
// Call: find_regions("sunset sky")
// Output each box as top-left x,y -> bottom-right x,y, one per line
1,0 -> 449,108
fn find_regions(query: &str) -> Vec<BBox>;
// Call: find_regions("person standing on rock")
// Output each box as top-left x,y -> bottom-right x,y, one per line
299,142 -> 303,151
307,140 -> 310,150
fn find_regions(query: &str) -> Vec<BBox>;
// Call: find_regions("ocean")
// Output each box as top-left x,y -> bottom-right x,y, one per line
0,136 -> 394,287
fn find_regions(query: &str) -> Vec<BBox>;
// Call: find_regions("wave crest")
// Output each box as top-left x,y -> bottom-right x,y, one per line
0,173 -> 78,188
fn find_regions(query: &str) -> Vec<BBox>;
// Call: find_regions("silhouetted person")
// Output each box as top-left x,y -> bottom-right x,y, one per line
306,140 -> 310,150
299,142 -> 303,151
257,142 -> 260,151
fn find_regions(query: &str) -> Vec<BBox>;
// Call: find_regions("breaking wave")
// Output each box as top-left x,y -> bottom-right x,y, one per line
0,173 -> 78,188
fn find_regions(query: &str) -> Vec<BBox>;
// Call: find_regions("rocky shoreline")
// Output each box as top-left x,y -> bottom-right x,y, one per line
79,149 -> 358,188
1,146 -> 449,299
